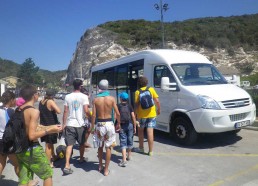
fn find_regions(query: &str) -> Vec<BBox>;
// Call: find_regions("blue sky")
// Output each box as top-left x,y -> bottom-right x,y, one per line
0,0 -> 257,71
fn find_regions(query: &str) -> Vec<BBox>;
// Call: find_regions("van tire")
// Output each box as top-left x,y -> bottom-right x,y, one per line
172,117 -> 198,145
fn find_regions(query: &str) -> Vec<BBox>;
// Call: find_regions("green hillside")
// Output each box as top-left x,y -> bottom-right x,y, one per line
0,58 -> 66,88
99,14 -> 258,54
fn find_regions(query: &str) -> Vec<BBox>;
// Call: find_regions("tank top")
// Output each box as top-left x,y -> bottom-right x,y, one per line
39,99 -> 58,126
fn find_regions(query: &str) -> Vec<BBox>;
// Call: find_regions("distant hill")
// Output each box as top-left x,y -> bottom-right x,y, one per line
0,58 -> 66,87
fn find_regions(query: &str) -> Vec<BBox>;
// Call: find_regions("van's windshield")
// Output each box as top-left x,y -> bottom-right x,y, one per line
172,63 -> 228,86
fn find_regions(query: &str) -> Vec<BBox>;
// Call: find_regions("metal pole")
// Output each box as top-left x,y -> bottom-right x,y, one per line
154,0 -> 168,49
160,0 -> 165,48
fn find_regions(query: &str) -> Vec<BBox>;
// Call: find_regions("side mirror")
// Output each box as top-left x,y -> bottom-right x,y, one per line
227,75 -> 237,85
161,77 -> 177,91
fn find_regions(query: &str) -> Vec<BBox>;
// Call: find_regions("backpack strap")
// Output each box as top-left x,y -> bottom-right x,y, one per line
20,106 -> 34,112
138,86 -> 150,92
20,106 -> 34,151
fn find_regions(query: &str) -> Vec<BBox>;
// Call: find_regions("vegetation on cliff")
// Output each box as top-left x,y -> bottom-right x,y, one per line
99,14 -> 258,54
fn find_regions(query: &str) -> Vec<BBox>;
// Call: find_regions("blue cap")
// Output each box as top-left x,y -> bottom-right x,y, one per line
119,92 -> 129,100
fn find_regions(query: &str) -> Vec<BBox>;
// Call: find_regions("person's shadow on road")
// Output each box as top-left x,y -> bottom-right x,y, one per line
0,176 -> 18,186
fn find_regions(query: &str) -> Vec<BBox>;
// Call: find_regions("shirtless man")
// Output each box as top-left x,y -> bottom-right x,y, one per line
91,79 -> 120,176
17,85 -> 62,186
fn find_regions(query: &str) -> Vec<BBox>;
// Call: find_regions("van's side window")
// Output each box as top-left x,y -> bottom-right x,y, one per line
154,65 -> 175,88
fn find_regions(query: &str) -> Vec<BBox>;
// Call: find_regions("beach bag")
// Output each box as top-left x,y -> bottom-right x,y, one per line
56,133 -> 67,158
139,87 -> 154,109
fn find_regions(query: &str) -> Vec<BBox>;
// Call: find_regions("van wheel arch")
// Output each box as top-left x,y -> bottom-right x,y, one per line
170,113 -> 198,145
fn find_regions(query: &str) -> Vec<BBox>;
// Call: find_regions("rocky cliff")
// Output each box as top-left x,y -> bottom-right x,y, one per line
66,27 -> 258,84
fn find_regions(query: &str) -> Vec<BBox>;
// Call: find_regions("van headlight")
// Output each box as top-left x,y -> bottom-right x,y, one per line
198,95 -> 221,110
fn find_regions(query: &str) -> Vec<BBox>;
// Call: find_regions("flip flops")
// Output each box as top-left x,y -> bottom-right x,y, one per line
63,168 -> 73,175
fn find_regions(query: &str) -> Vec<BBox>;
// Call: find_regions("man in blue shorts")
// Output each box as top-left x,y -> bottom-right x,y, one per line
134,76 -> 161,156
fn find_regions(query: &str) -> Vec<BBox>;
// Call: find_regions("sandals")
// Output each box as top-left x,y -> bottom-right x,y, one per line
63,168 -> 73,175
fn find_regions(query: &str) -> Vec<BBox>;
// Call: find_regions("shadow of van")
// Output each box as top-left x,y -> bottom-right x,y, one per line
152,130 -> 242,149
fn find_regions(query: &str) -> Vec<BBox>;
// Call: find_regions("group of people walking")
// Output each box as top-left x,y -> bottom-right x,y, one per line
0,76 -> 160,186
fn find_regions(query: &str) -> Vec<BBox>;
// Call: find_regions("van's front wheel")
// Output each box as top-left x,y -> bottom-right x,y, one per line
172,117 -> 198,145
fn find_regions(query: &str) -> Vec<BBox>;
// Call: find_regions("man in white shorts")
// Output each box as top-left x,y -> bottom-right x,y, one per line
91,79 -> 120,176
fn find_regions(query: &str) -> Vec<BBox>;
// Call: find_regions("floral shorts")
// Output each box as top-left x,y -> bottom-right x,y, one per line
94,120 -> 116,148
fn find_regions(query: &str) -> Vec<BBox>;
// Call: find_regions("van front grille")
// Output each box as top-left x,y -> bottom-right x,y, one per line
229,113 -> 248,122
222,98 -> 250,108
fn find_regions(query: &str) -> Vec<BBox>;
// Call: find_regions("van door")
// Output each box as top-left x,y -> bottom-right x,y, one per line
153,65 -> 178,132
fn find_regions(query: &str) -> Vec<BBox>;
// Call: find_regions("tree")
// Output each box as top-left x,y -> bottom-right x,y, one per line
17,58 -> 42,86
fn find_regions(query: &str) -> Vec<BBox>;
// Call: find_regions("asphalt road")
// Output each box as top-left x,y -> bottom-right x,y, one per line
1,99 -> 258,186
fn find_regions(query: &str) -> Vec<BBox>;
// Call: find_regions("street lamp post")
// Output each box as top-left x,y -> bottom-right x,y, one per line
154,0 -> 169,48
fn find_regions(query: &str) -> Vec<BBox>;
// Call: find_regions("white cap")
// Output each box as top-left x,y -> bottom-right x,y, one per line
98,79 -> 109,90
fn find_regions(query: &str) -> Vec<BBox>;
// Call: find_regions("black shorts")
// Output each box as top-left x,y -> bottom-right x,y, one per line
65,126 -> 86,146
0,139 -> 4,154
41,133 -> 58,144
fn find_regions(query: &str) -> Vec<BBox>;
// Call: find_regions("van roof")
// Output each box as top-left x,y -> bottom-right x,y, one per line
91,49 -> 211,71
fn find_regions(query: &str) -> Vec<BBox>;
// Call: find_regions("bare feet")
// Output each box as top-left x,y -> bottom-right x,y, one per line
104,169 -> 110,176
98,166 -> 103,172
84,143 -> 92,148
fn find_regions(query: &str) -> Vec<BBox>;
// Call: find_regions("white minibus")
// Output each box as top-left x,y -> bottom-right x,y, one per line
90,49 -> 256,145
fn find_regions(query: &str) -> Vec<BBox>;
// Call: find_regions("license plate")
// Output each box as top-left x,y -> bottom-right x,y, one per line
234,120 -> 250,128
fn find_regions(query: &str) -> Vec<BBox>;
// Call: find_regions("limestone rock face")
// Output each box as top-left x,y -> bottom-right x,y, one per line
66,27 -> 258,84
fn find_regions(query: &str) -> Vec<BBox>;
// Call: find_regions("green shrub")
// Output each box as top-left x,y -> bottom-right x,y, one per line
246,89 -> 258,116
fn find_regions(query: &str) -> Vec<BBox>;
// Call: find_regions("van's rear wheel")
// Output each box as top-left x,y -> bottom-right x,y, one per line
172,117 -> 198,145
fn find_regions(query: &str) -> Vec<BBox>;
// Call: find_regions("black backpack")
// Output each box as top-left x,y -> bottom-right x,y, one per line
2,106 -> 33,154
139,87 -> 154,109
118,103 -> 131,124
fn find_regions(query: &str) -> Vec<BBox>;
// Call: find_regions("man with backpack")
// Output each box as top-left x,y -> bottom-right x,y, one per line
16,85 -> 62,186
0,91 -> 19,178
134,76 -> 161,156
117,92 -> 136,167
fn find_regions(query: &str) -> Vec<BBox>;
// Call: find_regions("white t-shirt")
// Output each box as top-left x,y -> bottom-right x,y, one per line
64,92 -> 89,127
0,107 -> 12,139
